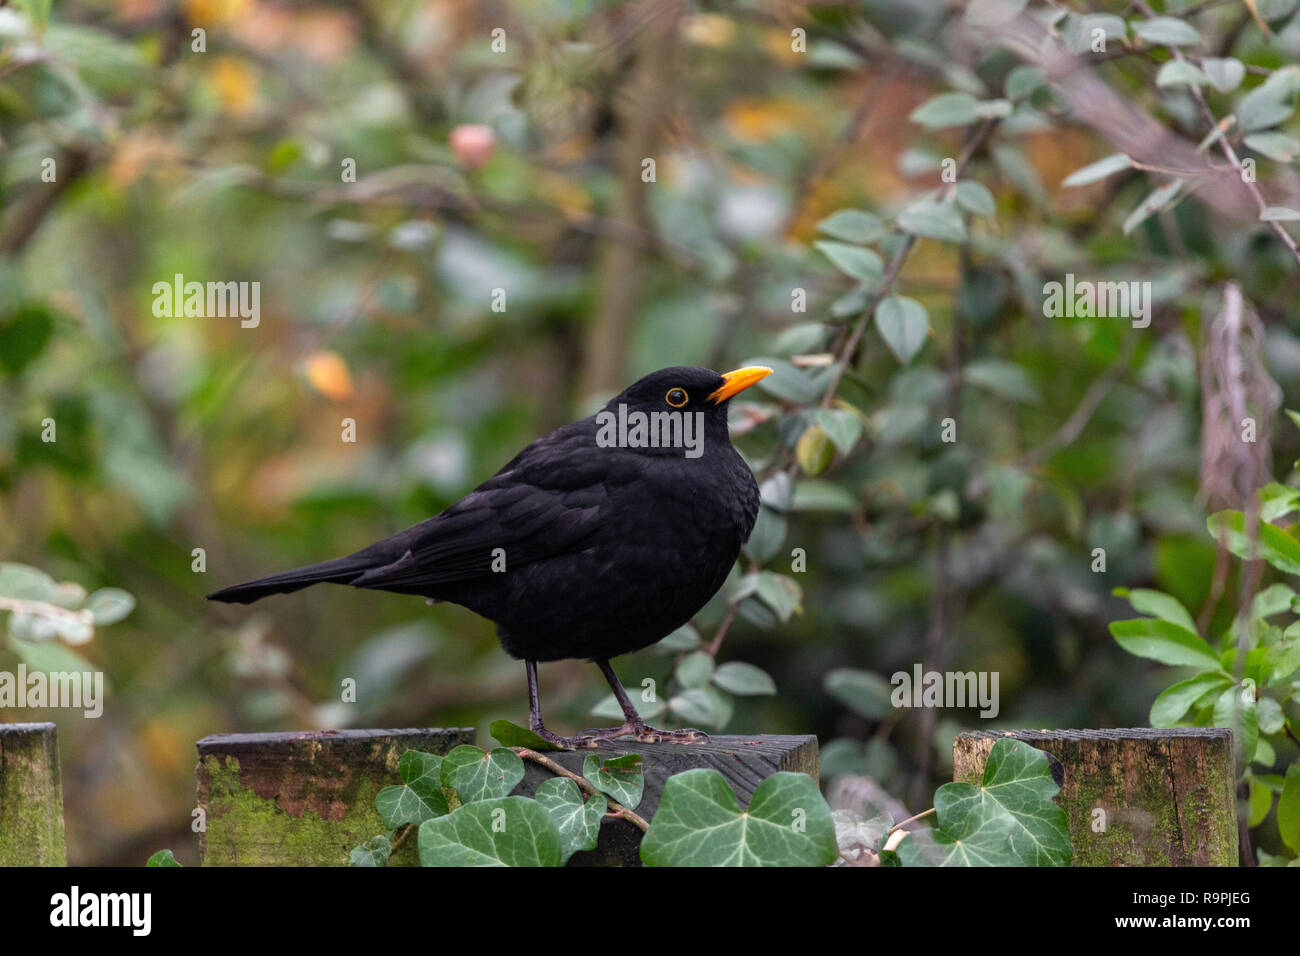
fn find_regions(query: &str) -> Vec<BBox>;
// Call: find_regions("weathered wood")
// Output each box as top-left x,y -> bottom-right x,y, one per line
0,722 -> 66,865
513,734 -> 820,866
196,727 -> 474,866
953,728 -> 1237,866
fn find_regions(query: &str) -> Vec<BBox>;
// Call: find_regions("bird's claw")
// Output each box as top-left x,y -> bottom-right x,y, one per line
573,722 -> 710,745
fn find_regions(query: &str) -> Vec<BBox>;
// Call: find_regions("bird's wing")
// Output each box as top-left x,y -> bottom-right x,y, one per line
348,420 -> 620,593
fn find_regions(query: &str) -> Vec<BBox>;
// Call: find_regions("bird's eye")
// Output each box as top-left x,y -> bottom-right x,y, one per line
665,388 -> 688,408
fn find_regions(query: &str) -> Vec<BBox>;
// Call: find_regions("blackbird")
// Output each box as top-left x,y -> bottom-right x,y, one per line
207,365 -> 772,748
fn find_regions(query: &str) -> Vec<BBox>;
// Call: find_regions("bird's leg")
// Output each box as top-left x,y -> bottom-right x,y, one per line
580,659 -> 709,745
525,660 -> 600,750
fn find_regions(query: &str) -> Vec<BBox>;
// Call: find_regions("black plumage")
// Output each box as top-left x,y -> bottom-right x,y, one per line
207,365 -> 770,747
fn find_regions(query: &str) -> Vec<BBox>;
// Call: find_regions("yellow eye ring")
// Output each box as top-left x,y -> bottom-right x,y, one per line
665,388 -> 689,408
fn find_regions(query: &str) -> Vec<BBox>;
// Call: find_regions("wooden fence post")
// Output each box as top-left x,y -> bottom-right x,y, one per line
0,722 -> 66,866
952,728 -> 1237,866
196,727 -> 474,866
513,734 -> 820,866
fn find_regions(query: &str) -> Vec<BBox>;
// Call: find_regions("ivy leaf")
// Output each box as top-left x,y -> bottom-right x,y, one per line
348,836 -> 390,867
582,753 -> 645,809
712,661 -> 777,696
1110,618 -> 1222,671
817,209 -> 886,243
875,295 -> 930,364
418,796 -> 562,866
489,719 -> 563,752
376,750 -> 451,829
440,745 -> 525,803
898,200 -> 967,243
640,770 -> 837,867
898,739 -> 1071,866
1062,153 -> 1132,187
1149,672 -> 1233,726
1122,180 -> 1183,235
1133,17 -> 1202,46
145,849 -> 182,867
534,777 -> 605,863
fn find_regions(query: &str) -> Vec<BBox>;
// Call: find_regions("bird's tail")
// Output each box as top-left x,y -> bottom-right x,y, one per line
205,554 -> 375,605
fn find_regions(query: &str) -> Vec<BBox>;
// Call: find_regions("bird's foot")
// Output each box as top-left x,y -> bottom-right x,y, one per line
528,722 -> 601,750
578,721 -> 710,745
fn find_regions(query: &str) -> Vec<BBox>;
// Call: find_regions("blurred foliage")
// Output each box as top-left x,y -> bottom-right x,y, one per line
1,0 -> 1300,865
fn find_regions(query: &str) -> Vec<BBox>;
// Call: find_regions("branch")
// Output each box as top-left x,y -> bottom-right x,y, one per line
511,747 -> 650,833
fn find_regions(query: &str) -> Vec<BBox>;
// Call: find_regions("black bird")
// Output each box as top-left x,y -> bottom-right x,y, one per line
207,365 -> 772,748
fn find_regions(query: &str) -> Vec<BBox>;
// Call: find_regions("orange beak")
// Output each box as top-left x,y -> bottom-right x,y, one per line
708,366 -> 773,404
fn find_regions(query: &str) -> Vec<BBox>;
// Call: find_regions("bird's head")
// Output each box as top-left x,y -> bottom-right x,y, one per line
597,365 -> 772,456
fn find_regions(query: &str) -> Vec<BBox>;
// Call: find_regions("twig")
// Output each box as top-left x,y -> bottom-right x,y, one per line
511,747 -> 650,832
887,806 -> 936,834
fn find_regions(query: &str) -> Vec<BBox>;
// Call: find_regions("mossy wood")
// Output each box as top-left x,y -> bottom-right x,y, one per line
513,734 -> 820,866
196,727 -> 474,866
953,728 -> 1237,866
0,722 -> 66,865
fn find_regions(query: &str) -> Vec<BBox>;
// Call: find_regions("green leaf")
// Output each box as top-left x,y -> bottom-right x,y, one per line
898,739 -> 1071,866
1244,132 -> 1300,162
1118,587 -> 1198,633
754,571 -> 802,621
796,425 -> 834,476
1132,17 -> 1201,46
676,650 -> 715,689
712,661 -> 777,696
1248,778 -> 1274,827
348,836 -> 390,867
656,624 -> 701,652
489,719 -> 563,752
1150,672 -> 1233,726
418,796 -> 562,866
582,753 -> 645,809
791,480 -> 859,512
534,777 -> 605,863
1212,683 -> 1258,763
590,692 -> 664,721
744,506 -> 787,563
955,181 -> 996,217
640,770 -> 837,866
1005,65 -> 1046,100
1257,696 -> 1284,735
1110,618 -> 1222,670
84,588 -> 135,626
1262,636 -> 1300,685
964,358 -> 1040,404
816,209 -> 886,243
440,746 -> 525,804
1259,483 -> 1300,522
1238,75 -> 1297,132
668,686 -> 734,728
1200,57 -> 1245,93
909,92 -> 979,129
825,668 -> 893,719
813,241 -> 884,283
0,563 -> 57,601
815,408 -> 863,456
376,750 -> 451,829
0,305 -> 55,375
898,200 -> 967,243
963,0 -> 1028,27
1278,763 -> 1300,854
1207,509 -> 1300,575
1122,180 -> 1183,235
1156,60 -> 1209,88
740,356 -> 820,403
1062,153 -> 1132,187
145,849 -> 182,867
875,295 -> 930,364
